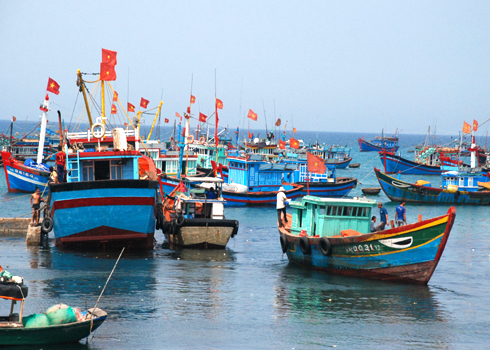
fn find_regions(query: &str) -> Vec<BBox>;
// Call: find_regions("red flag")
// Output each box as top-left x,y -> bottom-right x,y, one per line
279,139 -> 286,149
216,98 -> 223,109
293,127 -> 297,133
307,152 -> 326,174
186,107 -> 191,114
102,48 -> 117,66
175,112 -> 182,121
111,104 -> 117,114
46,77 -> 60,95
290,137 -> 299,149
462,121 -> 471,134
248,131 -> 253,139
127,103 -> 135,112
473,119 -> 478,132
190,95 -> 196,104
12,116 -> 16,122
165,118 -> 169,123
100,63 -> 117,81
113,91 -> 118,102
275,118 -> 281,127
199,112 -> 208,123
124,122 -> 128,127
140,97 -> 149,109
247,109 -> 258,121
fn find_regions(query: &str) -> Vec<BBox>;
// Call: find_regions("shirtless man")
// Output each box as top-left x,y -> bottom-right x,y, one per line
30,188 -> 44,226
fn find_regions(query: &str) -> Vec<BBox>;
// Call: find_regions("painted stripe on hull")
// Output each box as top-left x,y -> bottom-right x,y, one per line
52,197 -> 154,211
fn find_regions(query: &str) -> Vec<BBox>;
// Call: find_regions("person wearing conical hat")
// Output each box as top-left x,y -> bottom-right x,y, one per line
277,186 -> 289,228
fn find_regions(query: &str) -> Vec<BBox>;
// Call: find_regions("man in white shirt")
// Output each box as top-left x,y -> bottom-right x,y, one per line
277,186 -> 288,228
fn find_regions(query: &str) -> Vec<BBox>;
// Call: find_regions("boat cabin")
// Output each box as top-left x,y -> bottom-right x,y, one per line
442,167 -> 489,192
176,177 -> 226,220
281,153 -> 337,183
289,196 -> 377,237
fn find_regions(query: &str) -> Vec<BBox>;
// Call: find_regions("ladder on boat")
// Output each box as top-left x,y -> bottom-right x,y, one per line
66,148 -> 81,182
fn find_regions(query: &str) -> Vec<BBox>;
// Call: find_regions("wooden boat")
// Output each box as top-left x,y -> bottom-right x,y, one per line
161,177 -> 239,248
358,130 -> 399,152
379,150 -> 444,175
361,187 -> 381,195
374,167 -> 490,204
0,281 -> 107,346
349,163 -> 360,168
278,195 -> 456,284
306,143 -> 353,169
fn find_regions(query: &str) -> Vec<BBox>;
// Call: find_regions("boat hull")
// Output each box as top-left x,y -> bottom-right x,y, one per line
49,179 -> 159,249
374,168 -> 490,204
0,316 -> 106,346
358,139 -> 399,152
280,207 -> 456,284
379,152 -> 442,175
164,218 -> 238,248
296,177 -> 357,197
327,157 -> 353,169
222,185 -> 304,206
1,151 -> 50,193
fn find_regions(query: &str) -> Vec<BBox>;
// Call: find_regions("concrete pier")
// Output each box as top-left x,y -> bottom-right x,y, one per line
0,218 -> 32,236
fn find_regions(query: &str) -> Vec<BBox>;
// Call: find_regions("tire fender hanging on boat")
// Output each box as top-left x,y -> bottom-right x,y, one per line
41,217 -> 54,233
299,236 -> 311,255
319,237 -> 331,256
280,234 -> 288,253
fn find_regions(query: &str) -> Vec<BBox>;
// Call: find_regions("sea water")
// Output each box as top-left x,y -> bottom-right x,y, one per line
0,130 -> 489,349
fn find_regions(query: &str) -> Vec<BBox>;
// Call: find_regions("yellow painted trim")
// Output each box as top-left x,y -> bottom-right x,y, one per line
367,216 -> 448,241
337,232 -> 445,258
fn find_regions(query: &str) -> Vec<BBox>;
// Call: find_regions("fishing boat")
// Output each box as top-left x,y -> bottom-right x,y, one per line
223,154 -> 303,205
378,150 -> 445,175
281,153 -> 357,197
1,95 -> 53,193
358,130 -> 399,152
278,195 -> 456,284
44,59 -> 161,250
374,167 -> 490,204
308,142 -> 353,169
160,177 -> 239,248
0,278 -> 107,346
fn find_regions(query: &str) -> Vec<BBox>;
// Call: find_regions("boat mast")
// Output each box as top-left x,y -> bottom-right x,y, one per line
147,101 -> 163,142
77,70 -> 94,127
101,80 -> 106,125
9,117 -> 13,152
37,94 -> 49,164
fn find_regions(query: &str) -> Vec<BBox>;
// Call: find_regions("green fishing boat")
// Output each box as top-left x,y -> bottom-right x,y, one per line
0,280 -> 107,346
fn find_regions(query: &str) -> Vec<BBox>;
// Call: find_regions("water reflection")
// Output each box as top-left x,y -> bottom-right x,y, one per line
274,264 -> 444,323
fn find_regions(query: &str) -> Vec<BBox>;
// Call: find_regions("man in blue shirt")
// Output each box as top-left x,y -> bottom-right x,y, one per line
395,201 -> 407,226
375,202 -> 389,231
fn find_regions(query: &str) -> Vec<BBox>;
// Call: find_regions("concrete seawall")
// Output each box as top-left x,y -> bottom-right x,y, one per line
0,218 -> 32,237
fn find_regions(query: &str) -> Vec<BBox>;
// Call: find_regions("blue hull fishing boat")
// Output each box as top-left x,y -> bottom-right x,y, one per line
374,167 -> 490,205
378,151 -> 443,175
358,130 -> 399,152
223,154 -> 303,205
278,195 -> 456,284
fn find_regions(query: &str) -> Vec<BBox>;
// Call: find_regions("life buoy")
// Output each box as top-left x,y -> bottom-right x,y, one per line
319,237 -> 331,256
187,135 -> 195,144
41,217 -> 54,233
91,123 -> 106,139
199,136 -> 206,145
280,234 -> 288,253
299,236 -> 311,255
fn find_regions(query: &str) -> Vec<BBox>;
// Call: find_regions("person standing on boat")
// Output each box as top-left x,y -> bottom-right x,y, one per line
277,186 -> 289,228
30,188 -> 44,226
395,201 -> 407,226
48,166 -> 58,184
370,216 -> 377,232
55,145 -> 66,183
375,202 -> 389,231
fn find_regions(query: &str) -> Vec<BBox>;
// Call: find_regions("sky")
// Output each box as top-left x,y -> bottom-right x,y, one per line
1,0 -> 490,136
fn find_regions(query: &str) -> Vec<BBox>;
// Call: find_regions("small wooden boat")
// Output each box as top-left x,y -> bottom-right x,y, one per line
278,195 -> 456,284
0,280 -> 107,346
349,163 -> 361,168
161,177 -> 239,248
361,187 -> 381,195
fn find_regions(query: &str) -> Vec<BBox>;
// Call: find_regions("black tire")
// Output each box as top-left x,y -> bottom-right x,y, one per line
299,236 -> 311,255
41,217 -> 54,233
417,187 -> 427,196
231,221 -> 239,238
319,237 -> 331,256
176,216 -> 185,227
280,234 -> 288,253
455,191 -> 461,199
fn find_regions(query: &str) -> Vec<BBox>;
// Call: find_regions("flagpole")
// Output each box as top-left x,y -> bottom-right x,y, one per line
307,171 -> 310,196
185,74 -> 193,176
215,69 -> 218,164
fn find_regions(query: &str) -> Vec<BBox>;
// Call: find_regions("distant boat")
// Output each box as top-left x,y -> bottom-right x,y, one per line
278,195 -> 456,284
358,129 -> 399,152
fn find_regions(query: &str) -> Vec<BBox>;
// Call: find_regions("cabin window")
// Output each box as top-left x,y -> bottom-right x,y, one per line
110,160 -> 123,180
468,178 -> 473,187
319,206 -> 326,215
83,161 -> 94,181
343,207 -> 352,216
459,177 -> 465,187
94,160 -> 110,180
351,207 -> 358,217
